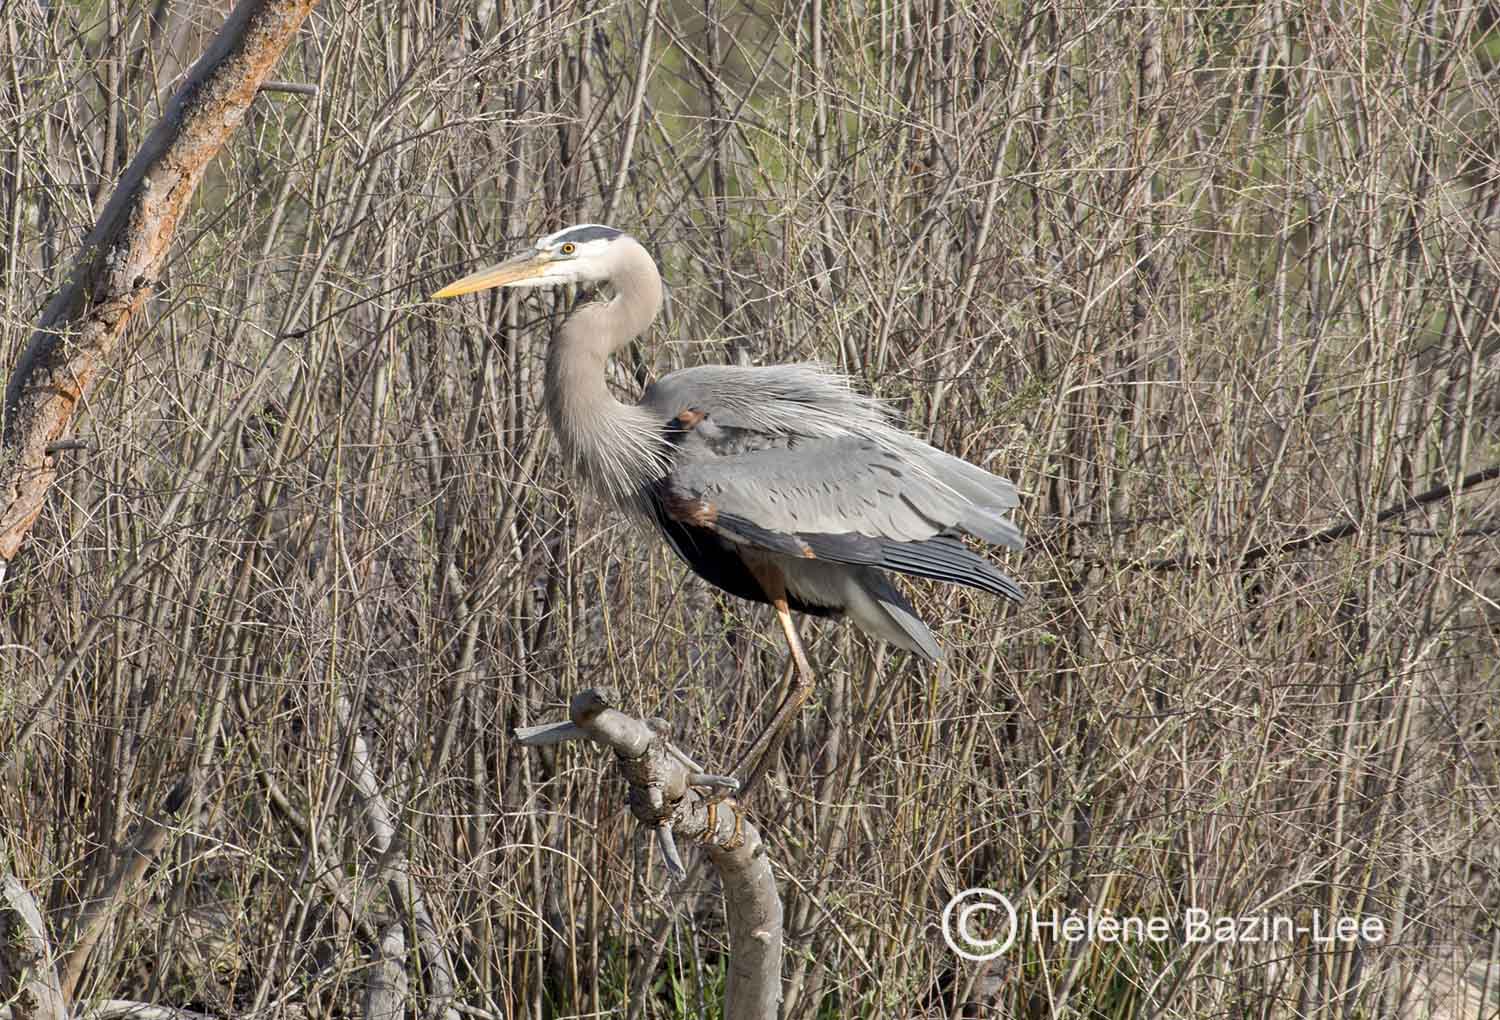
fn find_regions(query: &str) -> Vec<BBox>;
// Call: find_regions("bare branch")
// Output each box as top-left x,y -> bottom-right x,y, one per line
75,1001 -> 216,1020
362,924 -> 408,1020
341,698 -> 460,1020
258,80 -> 319,96
60,778 -> 196,1001
1129,463 -> 1500,574
0,0 -> 320,563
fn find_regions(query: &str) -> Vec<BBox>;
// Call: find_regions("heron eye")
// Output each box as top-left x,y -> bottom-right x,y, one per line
560,242 -> 577,255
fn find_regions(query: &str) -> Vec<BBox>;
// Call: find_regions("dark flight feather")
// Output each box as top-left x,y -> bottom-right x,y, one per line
647,495 -> 839,617
710,512 -> 1022,602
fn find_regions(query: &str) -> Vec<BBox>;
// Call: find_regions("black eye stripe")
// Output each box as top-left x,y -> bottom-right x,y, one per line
552,224 -> 622,245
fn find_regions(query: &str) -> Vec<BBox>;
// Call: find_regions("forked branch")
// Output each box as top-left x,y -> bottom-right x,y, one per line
517,689 -> 783,1020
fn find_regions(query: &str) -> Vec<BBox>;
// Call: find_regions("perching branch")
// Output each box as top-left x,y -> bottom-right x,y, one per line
0,0 -> 320,567
516,689 -> 783,1020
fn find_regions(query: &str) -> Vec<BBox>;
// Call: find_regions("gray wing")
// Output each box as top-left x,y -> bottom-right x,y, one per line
640,361 -> 1023,598
642,362 -> 1022,542
654,434 -> 1023,601
641,363 -> 898,442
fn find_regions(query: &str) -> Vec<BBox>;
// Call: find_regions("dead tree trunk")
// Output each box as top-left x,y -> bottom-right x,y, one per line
0,0 -> 320,571
518,689 -> 784,1020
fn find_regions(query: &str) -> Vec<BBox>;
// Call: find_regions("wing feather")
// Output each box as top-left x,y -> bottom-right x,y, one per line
657,438 -> 1023,601
637,362 -> 1023,599
641,363 -> 895,441
666,438 -> 1005,543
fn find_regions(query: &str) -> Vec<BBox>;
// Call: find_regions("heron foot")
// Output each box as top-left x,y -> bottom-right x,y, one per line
730,669 -> 815,796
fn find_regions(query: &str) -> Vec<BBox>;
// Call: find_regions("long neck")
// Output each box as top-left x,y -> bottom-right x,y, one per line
543,240 -> 666,502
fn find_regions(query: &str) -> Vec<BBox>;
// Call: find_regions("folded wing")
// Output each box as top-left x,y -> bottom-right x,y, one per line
652,436 -> 1023,602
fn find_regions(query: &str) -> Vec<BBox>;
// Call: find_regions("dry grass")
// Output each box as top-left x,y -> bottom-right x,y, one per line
2,0 -> 1498,1017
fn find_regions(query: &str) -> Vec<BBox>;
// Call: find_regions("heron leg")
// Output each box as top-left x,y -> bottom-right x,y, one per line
733,574 -> 819,794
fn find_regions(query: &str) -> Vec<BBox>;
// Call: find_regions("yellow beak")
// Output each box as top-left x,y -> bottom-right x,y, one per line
431,253 -> 551,299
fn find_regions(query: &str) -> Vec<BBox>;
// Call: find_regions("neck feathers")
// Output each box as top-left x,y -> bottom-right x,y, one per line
543,238 -> 668,503
606,236 -> 663,346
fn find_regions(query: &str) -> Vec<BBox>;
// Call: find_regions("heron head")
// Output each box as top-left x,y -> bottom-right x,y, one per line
431,224 -> 628,298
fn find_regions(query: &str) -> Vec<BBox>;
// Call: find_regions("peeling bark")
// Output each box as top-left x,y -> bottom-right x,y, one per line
519,690 -> 784,1020
0,0 -> 320,563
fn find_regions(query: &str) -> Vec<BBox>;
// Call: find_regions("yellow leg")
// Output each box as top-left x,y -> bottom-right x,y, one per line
733,588 -> 819,795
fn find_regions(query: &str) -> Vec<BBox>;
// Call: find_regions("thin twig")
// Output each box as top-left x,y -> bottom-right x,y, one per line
1128,463 -> 1500,573
258,80 -> 319,95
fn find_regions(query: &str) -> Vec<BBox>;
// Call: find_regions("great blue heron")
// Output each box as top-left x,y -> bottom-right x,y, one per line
433,223 -> 1023,786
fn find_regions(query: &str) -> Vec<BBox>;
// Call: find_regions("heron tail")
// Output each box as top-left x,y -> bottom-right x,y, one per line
851,568 -> 943,662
